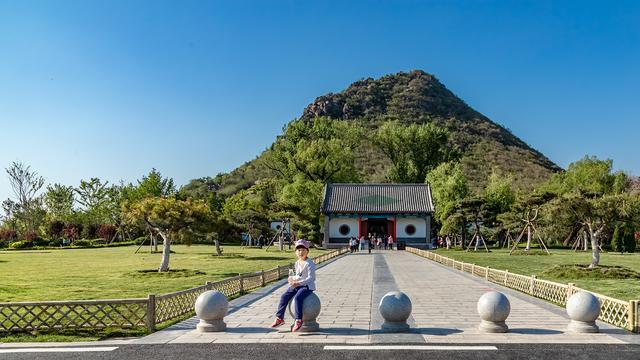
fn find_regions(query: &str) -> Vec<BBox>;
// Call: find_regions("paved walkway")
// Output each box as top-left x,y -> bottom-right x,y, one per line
132,251 -> 638,345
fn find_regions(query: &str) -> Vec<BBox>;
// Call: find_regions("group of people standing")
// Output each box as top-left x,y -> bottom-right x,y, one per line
348,233 -> 395,253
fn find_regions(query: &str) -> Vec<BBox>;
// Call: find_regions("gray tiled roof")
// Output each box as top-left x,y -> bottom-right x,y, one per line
321,183 -> 435,214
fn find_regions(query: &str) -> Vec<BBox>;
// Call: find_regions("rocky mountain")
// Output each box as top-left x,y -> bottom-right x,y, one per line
215,70 -> 562,195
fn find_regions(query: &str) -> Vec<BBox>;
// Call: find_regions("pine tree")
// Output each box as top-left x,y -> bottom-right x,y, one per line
611,223 -> 624,253
623,227 -> 636,253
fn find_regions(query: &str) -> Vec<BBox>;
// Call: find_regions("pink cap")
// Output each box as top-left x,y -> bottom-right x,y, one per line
294,239 -> 311,249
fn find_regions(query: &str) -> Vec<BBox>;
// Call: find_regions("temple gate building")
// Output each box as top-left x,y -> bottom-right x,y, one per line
321,183 -> 435,249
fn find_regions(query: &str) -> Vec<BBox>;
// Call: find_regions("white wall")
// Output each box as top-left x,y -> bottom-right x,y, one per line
270,221 -> 290,233
329,218 -> 359,238
396,217 -> 426,238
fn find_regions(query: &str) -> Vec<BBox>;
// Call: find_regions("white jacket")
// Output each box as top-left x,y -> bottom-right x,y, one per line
294,258 -> 317,291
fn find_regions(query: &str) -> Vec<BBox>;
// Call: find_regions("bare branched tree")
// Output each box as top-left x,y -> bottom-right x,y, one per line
6,161 -> 45,208
5,161 -> 46,231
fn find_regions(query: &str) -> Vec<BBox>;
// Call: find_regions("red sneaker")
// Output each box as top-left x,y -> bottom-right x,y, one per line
270,318 -> 285,328
292,319 -> 303,332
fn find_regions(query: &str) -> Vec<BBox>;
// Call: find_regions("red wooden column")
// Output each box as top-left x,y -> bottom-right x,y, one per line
358,216 -> 362,239
393,216 -> 397,241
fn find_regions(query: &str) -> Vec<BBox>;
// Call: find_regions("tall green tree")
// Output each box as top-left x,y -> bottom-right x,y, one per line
178,177 -> 223,212
262,117 -> 362,183
483,169 -> 516,234
222,179 -> 280,236
544,156 -> 631,267
45,184 -> 75,222
373,121 -> 455,183
121,169 -> 177,206
611,223 -> 636,254
75,178 -> 119,225
278,176 -> 325,240
426,161 -> 468,235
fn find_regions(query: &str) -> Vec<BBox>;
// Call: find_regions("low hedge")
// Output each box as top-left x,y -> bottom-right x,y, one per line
8,240 -> 31,249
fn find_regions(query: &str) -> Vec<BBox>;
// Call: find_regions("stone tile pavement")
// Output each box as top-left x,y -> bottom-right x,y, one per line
131,251 -> 639,345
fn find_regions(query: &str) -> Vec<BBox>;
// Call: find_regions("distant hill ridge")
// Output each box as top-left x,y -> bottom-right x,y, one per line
215,70 -> 562,195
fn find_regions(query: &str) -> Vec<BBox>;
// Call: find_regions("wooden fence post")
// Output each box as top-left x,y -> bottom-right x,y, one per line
485,266 -> 490,281
261,270 -> 265,287
205,281 -> 213,290
471,263 -> 475,275
530,275 -> 536,295
629,300 -> 638,333
567,283 -> 575,302
504,270 -> 509,286
146,294 -> 156,332
277,266 -> 281,279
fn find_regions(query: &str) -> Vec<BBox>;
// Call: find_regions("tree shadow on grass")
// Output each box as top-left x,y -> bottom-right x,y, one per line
213,272 -> 243,278
245,256 -> 289,261
124,269 -> 207,278
209,253 -> 246,259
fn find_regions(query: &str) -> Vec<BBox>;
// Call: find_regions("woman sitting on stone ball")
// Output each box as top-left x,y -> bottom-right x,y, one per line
270,239 -> 316,332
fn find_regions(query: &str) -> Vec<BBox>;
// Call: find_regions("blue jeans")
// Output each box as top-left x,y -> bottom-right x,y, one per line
276,285 -> 313,320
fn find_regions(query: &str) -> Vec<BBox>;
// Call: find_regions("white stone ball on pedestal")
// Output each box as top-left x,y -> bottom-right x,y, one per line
379,291 -> 412,332
287,292 -> 321,332
477,291 -> 510,333
566,291 -> 600,333
195,290 -> 228,332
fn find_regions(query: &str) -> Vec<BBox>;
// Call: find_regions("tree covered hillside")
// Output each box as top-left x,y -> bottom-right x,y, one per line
215,70 -> 561,196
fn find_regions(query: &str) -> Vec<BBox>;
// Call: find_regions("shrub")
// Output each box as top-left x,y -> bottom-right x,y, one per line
612,223 -> 637,253
48,238 -> 63,247
24,230 -> 40,243
82,224 -> 98,240
625,228 -> 637,253
63,223 -> 82,240
96,224 -> 117,242
8,240 -> 30,249
47,220 -> 65,239
33,237 -> 49,246
0,229 -> 18,242
72,239 -> 92,247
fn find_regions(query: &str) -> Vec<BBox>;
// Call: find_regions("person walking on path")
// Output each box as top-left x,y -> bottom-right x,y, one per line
270,239 -> 316,332
387,235 -> 395,250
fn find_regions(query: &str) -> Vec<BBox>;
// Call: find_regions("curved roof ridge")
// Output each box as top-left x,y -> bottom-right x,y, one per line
321,183 -> 434,214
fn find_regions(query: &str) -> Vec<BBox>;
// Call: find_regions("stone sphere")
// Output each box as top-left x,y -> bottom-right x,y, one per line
477,291 -> 511,322
195,290 -> 229,321
287,292 -> 322,321
379,291 -> 412,323
567,292 -> 600,323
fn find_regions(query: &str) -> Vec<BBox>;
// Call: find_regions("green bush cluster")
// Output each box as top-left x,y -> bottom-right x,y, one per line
72,239 -> 92,247
8,240 -> 30,249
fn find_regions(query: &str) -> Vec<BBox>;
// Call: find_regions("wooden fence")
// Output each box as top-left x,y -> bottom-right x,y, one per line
0,247 -> 348,333
406,247 -> 640,333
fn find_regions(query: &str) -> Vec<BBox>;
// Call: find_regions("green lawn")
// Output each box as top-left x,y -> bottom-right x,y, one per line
0,244 -> 330,302
432,248 -> 640,301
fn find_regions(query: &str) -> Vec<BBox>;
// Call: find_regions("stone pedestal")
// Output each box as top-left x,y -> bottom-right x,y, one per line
379,291 -> 412,332
566,291 -> 600,333
195,290 -> 228,332
288,292 -> 321,332
477,291 -> 510,333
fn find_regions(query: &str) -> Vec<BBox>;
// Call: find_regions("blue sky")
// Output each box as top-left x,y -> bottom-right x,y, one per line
1,0 -> 638,202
